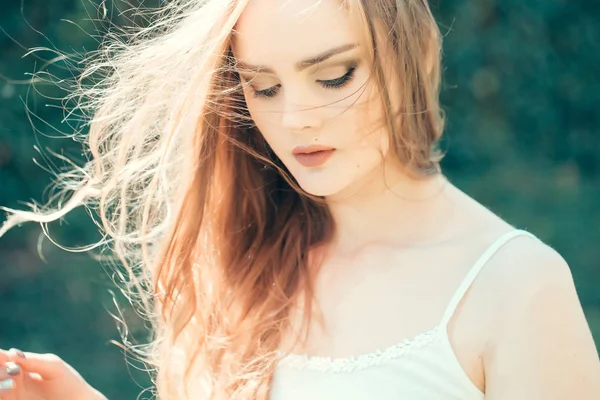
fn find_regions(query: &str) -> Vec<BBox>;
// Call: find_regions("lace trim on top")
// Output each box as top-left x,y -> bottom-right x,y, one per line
276,325 -> 443,373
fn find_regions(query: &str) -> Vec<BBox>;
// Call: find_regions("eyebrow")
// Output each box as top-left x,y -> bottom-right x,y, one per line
235,43 -> 359,74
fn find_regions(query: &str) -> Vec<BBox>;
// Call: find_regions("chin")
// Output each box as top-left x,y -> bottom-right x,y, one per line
293,174 -> 350,197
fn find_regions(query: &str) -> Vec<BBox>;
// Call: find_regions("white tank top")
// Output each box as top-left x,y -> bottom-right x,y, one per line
270,229 -> 537,400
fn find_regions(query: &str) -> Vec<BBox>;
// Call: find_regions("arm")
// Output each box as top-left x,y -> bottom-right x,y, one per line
484,244 -> 600,399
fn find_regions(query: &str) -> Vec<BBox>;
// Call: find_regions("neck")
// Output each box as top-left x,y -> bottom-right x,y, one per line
324,160 -> 453,255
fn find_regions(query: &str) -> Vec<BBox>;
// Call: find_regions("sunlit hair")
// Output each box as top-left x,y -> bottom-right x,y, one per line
0,0 -> 445,398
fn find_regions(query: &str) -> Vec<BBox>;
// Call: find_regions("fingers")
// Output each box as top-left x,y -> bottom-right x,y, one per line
0,376 -> 15,393
0,362 -> 21,381
0,349 -> 25,358
0,349 -> 47,400
0,349 -> 23,398
7,350 -> 65,381
0,349 -> 13,365
0,348 -> 65,381
0,361 -> 22,400
0,362 -> 44,399
0,348 -> 25,366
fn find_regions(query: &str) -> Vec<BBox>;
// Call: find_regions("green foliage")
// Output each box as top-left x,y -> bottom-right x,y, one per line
1,1 -> 598,398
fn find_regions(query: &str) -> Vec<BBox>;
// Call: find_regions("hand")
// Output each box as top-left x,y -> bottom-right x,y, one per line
0,348 -> 107,400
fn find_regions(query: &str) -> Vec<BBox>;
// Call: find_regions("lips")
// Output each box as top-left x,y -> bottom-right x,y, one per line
292,145 -> 336,168
292,145 -> 336,155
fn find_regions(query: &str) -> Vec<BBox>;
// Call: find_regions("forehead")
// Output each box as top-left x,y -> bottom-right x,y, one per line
233,0 -> 362,65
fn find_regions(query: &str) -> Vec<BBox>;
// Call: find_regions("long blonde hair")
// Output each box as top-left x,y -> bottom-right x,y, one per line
0,0 -> 445,398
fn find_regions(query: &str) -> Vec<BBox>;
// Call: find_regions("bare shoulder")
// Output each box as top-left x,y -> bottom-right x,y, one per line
482,233 -> 573,308
476,233 -> 600,399
443,185 -> 600,397
470,229 -> 580,338
450,184 -> 577,308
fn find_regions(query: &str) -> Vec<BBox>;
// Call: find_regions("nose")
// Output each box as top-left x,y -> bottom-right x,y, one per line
281,94 -> 320,132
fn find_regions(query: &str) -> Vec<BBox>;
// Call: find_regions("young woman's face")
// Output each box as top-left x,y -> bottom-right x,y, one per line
233,0 -> 390,198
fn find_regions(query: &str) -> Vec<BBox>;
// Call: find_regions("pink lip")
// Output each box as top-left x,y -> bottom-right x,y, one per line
292,145 -> 336,155
292,145 -> 336,168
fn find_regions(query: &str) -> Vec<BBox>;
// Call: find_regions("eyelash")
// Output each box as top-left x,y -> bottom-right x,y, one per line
251,65 -> 357,99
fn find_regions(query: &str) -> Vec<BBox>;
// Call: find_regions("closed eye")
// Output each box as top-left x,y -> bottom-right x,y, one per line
250,63 -> 358,99
317,65 -> 357,89
253,84 -> 281,98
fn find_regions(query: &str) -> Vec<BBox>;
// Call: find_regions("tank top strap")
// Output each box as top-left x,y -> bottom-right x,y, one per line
439,229 -> 537,327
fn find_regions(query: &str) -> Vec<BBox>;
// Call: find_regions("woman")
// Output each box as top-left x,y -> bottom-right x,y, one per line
1,0 -> 599,399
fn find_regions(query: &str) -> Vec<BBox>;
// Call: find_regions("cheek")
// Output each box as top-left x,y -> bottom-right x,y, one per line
351,81 -> 390,156
244,95 -> 279,145
243,90 -> 263,127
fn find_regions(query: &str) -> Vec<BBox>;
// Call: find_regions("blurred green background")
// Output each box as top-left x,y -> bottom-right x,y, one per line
1,0 -> 598,398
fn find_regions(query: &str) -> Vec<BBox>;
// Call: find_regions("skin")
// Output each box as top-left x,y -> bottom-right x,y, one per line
233,0 -> 458,253
233,0 -> 600,398
0,348 -> 105,400
3,0 -> 599,399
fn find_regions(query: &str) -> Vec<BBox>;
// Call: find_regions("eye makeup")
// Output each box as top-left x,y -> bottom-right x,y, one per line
245,60 -> 360,99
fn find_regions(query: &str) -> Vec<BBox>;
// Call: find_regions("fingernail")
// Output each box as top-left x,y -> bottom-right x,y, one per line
9,348 -> 25,358
5,362 -> 20,376
0,378 -> 14,390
